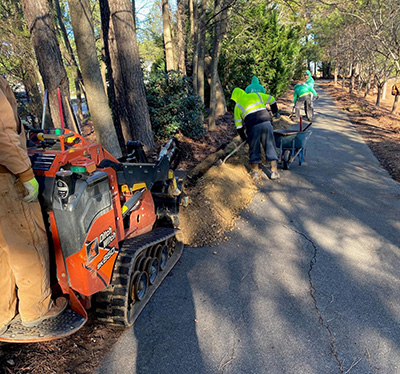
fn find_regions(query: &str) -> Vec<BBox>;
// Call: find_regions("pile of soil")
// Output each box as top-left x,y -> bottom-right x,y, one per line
180,154 -> 257,247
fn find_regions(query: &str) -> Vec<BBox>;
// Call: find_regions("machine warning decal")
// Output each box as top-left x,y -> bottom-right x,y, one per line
56,179 -> 69,199
85,227 -> 116,266
86,238 -> 99,263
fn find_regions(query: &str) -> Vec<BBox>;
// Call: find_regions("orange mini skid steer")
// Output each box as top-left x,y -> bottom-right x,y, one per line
0,129 -> 184,343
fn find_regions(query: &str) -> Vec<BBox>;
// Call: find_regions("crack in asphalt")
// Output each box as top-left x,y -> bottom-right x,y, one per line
262,217 -> 344,373
218,320 -> 239,373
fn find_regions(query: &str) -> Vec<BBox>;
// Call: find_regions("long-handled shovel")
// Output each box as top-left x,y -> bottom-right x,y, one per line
216,140 -> 247,166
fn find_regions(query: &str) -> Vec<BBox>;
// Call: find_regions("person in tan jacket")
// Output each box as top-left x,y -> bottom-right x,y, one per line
0,76 -> 67,335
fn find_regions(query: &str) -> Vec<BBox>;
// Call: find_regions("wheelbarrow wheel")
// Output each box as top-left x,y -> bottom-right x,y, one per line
283,150 -> 291,170
305,100 -> 314,122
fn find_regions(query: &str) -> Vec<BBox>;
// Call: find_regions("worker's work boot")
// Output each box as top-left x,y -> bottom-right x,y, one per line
250,163 -> 259,180
0,315 -> 20,335
22,297 -> 68,328
270,161 -> 280,180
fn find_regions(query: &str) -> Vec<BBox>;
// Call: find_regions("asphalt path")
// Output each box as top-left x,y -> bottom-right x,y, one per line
97,86 -> 400,374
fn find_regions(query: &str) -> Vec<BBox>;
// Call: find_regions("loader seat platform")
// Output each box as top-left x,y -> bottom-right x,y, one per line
0,308 -> 86,343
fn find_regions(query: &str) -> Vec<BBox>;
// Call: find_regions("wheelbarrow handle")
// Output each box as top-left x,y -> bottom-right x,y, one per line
302,122 -> 312,132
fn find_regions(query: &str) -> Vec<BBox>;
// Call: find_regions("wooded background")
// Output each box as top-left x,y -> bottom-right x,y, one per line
0,0 -> 399,157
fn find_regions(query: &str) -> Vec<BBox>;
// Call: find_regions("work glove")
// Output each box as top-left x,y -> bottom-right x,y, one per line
273,112 -> 281,119
23,177 -> 39,203
314,95 -> 319,101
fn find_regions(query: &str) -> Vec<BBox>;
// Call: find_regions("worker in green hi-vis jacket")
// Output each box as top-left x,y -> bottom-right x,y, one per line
304,70 -> 314,88
293,83 -> 318,121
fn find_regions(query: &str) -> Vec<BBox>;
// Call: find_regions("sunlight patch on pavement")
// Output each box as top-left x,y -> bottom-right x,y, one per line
304,218 -> 386,276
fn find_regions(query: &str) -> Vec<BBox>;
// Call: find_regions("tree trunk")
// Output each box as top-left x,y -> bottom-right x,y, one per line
100,36 -> 107,92
54,0 -> 85,124
68,0 -> 122,158
334,63 -> 338,85
392,95 -> 399,114
58,38 -> 84,123
99,0 -> 127,154
208,0 -> 228,131
108,0 -> 154,149
22,70 -> 44,128
190,0 -> 199,94
349,65 -> 356,94
356,75 -> 362,94
205,57 -> 226,117
364,75 -> 371,97
21,0 -> 77,131
382,81 -> 387,100
162,0 -> 177,71
376,85 -> 382,106
176,0 -> 187,74
197,0 -> 206,104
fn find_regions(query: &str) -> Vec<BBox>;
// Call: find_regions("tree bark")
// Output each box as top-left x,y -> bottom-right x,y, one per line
376,85 -> 383,106
162,0 -> 177,71
176,0 -> 187,74
22,68 -> 44,128
99,0 -> 127,153
364,75 -> 371,97
58,39 -> 84,123
54,0 -> 85,124
190,0 -> 199,94
197,0 -> 206,104
208,0 -> 228,131
334,62 -> 338,85
392,95 -> 399,114
382,81 -> 387,100
21,0 -> 77,131
68,0 -> 122,158
349,64 -> 356,94
108,0 -> 154,149
205,57 -> 226,118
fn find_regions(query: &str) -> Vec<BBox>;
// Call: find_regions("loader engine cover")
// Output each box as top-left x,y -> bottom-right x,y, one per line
52,170 -> 119,296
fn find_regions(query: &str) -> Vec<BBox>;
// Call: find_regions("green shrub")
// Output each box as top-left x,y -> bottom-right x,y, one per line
145,70 -> 206,141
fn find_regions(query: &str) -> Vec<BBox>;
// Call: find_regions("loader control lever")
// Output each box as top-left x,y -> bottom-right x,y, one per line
121,188 -> 145,218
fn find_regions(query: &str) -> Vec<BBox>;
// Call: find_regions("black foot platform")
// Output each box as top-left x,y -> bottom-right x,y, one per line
0,309 -> 86,343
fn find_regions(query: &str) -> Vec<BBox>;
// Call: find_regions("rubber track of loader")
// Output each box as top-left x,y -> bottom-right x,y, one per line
95,227 -> 183,326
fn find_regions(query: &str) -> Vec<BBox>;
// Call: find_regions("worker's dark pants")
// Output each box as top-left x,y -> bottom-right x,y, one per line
247,121 -> 278,164
295,94 -> 312,119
